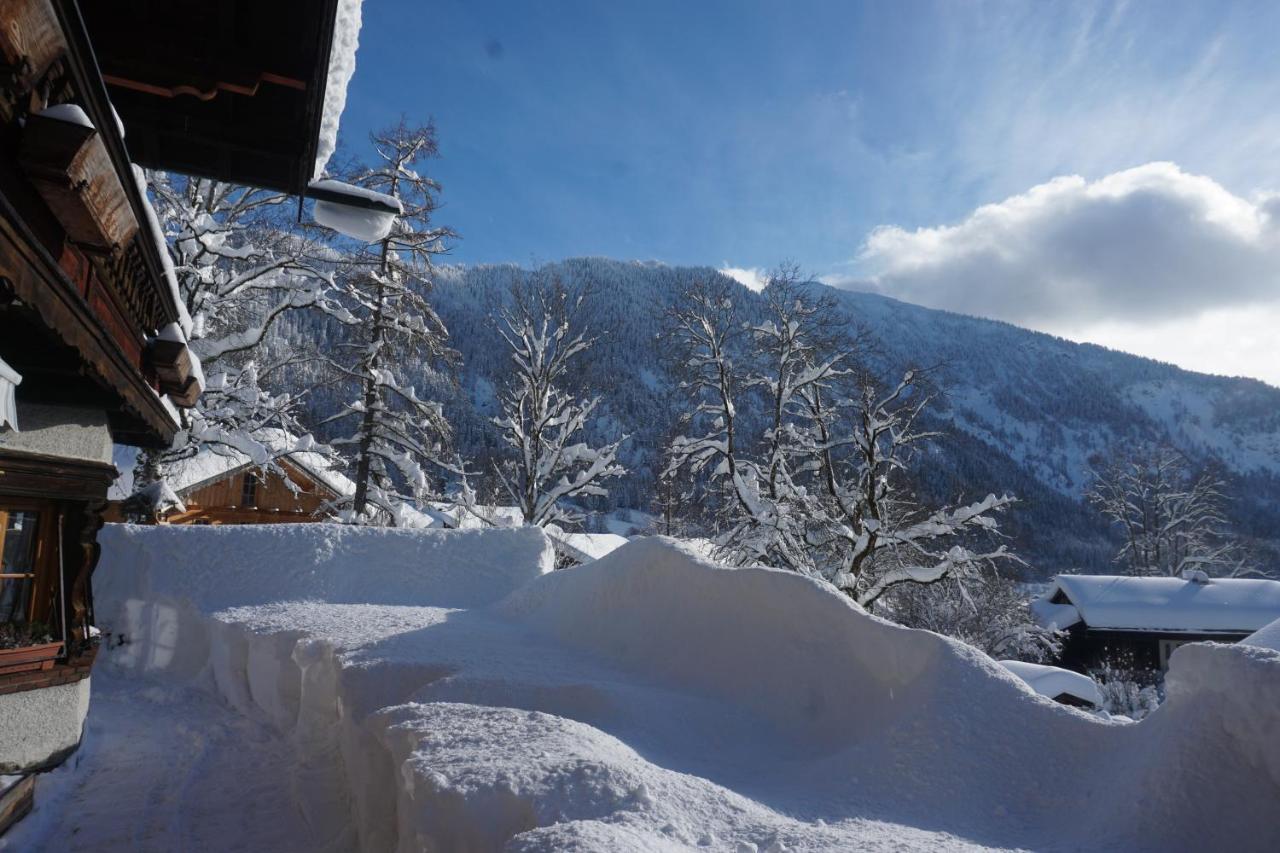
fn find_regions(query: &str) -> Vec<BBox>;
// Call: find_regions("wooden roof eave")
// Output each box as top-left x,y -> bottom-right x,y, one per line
51,0 -> 186,333
0,190 -> 178,447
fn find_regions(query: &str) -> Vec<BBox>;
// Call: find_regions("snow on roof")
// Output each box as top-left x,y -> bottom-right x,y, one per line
131,165 -> 192,337
313,0 -> 364,179
39,103 -> 93,128
999,660 -> 1102,707
1034,574 -> 1280,634
162,430 -> 354,500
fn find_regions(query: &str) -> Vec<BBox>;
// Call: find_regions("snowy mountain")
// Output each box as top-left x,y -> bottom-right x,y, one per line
269,258 -> 1280,577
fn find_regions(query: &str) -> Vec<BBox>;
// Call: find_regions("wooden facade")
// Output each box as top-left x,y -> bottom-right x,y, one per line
162,459 -> 340,526
1056,626 -> 1251,676
0,0 -> 348,784
1,0 -> 188,705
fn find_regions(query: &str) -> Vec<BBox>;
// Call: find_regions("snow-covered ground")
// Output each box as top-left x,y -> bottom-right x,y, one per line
2,669 -> 321,852
10,524 -> 1280,851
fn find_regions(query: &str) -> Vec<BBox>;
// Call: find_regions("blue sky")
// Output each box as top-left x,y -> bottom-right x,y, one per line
338,1 -> 1280,384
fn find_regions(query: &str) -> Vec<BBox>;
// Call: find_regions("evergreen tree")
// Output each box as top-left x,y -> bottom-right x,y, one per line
324,120 -> 461,524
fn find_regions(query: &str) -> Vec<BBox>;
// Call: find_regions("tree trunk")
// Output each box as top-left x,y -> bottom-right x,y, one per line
351,241 -> 390,517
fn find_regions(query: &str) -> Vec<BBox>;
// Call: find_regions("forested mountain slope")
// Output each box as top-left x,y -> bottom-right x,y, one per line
269,258 -> 1280,577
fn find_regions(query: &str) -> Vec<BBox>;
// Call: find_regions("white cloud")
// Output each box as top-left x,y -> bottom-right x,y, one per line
842,163 -> 1280,386
857,162 -> 1280,325
719,264 -> 768,292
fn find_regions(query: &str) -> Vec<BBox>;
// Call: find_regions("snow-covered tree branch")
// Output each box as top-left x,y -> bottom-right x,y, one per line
493,281 -> 626,527
1086,445 -> 1251,578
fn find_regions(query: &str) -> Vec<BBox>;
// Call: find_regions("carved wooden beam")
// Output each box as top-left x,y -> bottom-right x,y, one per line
0,0 -> 65,89
18,111 -> 140,251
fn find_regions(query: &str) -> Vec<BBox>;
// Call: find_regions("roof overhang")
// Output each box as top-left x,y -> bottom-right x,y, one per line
80,0 -> 343,195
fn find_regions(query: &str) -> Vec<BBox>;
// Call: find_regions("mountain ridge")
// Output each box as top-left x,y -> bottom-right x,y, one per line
270,257 -> 1280,576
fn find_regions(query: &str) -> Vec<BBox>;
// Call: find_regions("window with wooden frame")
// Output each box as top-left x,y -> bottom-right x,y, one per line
0,500 -> 60,630
240,472 -> 259,508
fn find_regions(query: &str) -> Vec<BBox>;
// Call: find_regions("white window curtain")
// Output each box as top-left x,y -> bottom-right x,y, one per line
0,357 -> 20,432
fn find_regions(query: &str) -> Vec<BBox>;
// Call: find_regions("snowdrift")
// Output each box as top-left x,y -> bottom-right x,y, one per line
90,527 -> 1280,852
96,523 -> 554,611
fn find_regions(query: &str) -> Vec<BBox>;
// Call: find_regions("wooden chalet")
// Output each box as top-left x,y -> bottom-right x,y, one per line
1032,573 -> 1280,675
110,438 -> 354,526
0,0 -> 361,796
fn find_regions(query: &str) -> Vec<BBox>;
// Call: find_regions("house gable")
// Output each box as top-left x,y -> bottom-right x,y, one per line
166,457 -> 341,525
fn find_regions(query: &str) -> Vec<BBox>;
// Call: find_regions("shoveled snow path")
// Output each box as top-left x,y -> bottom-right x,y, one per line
2,667 -> 345,853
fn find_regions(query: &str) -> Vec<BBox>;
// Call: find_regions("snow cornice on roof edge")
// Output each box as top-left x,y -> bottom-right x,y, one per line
312,0 -> 363,180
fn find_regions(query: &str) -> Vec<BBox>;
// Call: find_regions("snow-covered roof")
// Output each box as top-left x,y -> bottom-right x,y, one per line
1033,574 -> 1280,635
162,430 -> 354,502
313,0 -> 364,179
999,660 -> 1102,707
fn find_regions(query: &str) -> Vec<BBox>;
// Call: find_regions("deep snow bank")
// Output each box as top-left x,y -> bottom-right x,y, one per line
89,528 -> 1280,852
493,538 -> 1280,850
96,523 -> 554,611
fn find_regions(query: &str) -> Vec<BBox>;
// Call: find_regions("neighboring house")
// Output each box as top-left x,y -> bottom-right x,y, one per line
112,442 -> 355,526
999,660 -> 1102,709
0,0 -> 367,825
1032,574 -> 1280,673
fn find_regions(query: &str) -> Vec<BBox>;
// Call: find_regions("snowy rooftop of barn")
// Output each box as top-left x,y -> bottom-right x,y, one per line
1032,574 -> 1280,634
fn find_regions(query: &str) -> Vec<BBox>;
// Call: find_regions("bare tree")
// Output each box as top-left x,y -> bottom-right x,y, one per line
750,263 -> 853,505
806,368 -> 1019,608
324,119 -> 460,524
1086,445 -> 1249,577
661,275 -> 805,568
663,269 -> 1019,603
493,281 -> 626,527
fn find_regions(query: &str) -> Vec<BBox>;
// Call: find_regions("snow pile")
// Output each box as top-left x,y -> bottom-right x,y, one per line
998,660 -> 1102,707
82,529 -> 1280,852
548,530 -> 630,562
96,523 -> 553,614
309,179 -> 402,242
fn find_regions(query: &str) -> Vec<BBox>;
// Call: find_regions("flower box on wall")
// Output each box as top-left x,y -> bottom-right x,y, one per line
0,640 -> 63,677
